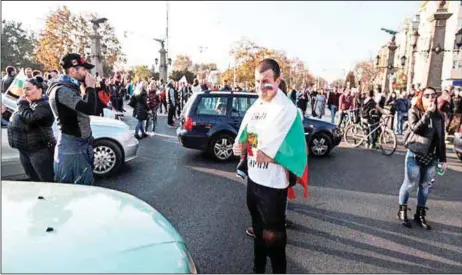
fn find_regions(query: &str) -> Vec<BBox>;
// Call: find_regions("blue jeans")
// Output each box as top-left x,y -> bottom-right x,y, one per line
399,150 -> 436,206
54,133 -> 94,185
330,105 -> 337,124
135,120 -> 146,136
395,112 -> 407,135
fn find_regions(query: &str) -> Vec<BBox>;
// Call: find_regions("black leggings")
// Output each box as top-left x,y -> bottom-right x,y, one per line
19,147 -> 55,182
247,178 -> 287,273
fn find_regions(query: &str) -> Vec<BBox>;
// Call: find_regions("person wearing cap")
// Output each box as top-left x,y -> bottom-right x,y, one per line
47,53 -> 98,185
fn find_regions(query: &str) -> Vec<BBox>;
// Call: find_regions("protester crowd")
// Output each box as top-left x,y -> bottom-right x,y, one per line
1,52 -> 460,274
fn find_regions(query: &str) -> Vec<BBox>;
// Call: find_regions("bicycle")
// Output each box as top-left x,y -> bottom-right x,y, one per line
339,108 -> 360,134
343,115 -> 397,156
146,107 -> 159,132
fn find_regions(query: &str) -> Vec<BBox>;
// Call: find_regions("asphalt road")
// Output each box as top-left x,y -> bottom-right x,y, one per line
97,108 -> 462,274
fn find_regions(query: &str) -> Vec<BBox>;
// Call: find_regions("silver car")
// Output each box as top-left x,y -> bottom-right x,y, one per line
1,92 -> 139,179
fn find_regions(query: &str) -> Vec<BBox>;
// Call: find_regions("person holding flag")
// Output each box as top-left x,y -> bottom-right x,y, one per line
233,59 -> 308,274
4,68 -> 26,97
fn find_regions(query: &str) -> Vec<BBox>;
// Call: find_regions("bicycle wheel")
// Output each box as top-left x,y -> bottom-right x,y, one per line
379,128 -> 397,156
344,124 -> 365,148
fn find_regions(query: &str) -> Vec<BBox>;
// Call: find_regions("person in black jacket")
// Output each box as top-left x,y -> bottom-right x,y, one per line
132,81 -> 149,139
166,80 -> 177,128
8,77 -> 55,182
2,66 -> 16,93
385,91 -> 397,130
47,53 -> 97,185
399,87 -> 447,230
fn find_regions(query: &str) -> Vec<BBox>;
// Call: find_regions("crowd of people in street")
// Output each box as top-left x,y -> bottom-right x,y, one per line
1,51 -> 461,274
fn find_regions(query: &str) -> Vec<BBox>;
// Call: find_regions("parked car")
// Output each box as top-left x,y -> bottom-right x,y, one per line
1,92 -> 139,179
1,181 -> 197,273
176,91 -> 341,161
454,124 -> 462,162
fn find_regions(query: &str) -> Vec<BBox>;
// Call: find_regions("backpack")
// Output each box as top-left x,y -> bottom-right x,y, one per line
7,111 -> 30,150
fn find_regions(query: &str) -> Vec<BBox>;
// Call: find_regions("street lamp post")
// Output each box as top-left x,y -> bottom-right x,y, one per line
383,36 -> 398,94
425,1 -> 452,90
406,14 -> 420,93
89,17 -> 107,76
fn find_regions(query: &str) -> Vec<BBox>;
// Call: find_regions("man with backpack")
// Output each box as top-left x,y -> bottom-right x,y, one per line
47,53 -> 98,185
361,89 -> 387,149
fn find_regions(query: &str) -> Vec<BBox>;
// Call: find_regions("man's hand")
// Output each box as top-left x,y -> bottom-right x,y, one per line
233,142 -> 245,156
256,150 -> 274,164
84,73 -> 96,89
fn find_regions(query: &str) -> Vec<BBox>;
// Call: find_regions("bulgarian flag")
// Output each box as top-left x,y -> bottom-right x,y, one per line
6,69 -> 27,97
237,90 -> 309,199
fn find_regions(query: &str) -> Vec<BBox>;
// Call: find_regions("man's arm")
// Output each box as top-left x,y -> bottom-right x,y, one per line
57,87 -> 97,115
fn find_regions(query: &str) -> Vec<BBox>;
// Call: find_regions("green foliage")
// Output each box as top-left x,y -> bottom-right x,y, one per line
1,20 -> 42,71
35,5 -> 125,73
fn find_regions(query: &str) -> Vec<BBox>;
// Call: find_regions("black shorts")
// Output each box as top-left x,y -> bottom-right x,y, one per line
247,177 -> 287,232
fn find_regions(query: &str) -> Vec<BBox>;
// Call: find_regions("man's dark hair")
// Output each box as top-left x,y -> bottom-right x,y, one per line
255,58 -> 280,80
6,66 -> 16,75
279,79 -> 287,94
368,89 -> 375,98
50,69 -> 59,74
32,70 -> 42,77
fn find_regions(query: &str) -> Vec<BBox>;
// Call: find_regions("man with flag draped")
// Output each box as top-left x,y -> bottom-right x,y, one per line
233,59 -> 308,274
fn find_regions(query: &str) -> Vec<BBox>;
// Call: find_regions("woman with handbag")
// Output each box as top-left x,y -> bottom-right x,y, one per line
7,77 -> 56,182
399,87 -> 447,229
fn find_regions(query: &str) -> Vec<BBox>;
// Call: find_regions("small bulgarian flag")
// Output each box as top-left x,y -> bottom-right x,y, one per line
6,69 -> 27,97
236,90 -> 309,199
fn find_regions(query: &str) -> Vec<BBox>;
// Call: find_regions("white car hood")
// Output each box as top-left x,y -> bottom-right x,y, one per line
2,181 -> 186,272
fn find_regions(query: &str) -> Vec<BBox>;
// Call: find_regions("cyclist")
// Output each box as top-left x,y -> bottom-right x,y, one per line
361,89 -> 387,149
338,88 -> 354,128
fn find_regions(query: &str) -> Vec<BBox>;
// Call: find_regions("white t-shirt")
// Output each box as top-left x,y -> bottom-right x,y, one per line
246,95 -> 289,189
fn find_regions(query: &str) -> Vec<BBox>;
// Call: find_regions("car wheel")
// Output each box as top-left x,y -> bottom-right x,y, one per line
309,133 -> 332,157
209,134 -> 235,161
93,139 -> 123,177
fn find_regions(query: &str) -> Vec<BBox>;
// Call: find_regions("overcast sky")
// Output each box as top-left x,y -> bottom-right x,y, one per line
2,1 -> 421,81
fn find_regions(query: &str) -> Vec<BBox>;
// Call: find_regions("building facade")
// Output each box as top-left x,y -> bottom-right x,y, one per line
375,1 -> 462,92
413,0 -> 462,89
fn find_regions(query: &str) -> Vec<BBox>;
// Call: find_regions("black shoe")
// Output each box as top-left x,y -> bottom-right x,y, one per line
134,134 -> 142,140
397,204 -> 412,228
236,155 -> 248,179
142,133 -> 149,138
414,206 -> 431,230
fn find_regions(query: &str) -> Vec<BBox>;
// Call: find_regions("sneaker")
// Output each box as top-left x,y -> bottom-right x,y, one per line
142,133 -> 149,138
134,134 -> 142,140
245,227 -> 255,238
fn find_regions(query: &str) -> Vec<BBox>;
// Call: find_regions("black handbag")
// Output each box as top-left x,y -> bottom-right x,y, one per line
404,131 -> 431,156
